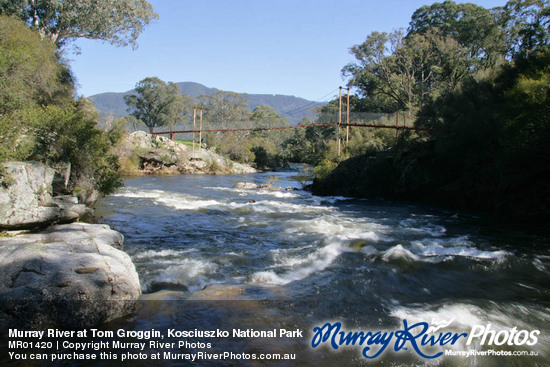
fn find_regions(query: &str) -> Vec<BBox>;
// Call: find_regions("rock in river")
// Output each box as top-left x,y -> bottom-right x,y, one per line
0,223 -> 141,329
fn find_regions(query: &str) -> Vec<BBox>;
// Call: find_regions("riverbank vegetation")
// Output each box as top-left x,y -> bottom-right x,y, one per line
0,15 -> 120,199
313,0 -> 550,227
0,1 -> 158,199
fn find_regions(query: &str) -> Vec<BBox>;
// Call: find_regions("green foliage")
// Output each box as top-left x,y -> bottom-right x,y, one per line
0,114 -> 35,162
0,0 -> 158,49
0,4 -> 163,199
279,126 -> 316,164
500,0 -> 550,58
345,127 -> 393,157
106,118 -> 130,146
198,91 -> 251,130
0,16 -> 71,163
207,158 -> 223,174
24,102 -> 123,195
313,159 -> 338,181
0,15 -> 73,116
250,105 -> 281,122
196,98 -> 294,169
0,163 -> 15,187
124,77 -> 185,133
0,231 -> 15,238
343,0 -> 548,114
251,146 -> 269,169
408,1 -> 507,68
343,26 -> 484,113
209,132 -> 251,163
175,139 -> 194,148
118,152 -> 141,176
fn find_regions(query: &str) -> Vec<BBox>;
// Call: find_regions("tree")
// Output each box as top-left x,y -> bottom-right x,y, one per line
27,100 -> 123,196
165,93 -> 193,132
343,2 -> 504,114
0,0 -> 158,48
499,0 -> 550,58
343,29 -> 466,112
250,105 -> 287,126
343,29 -> 449,112
198,91 -> 251,129
408,0 -> 507,68
0,15 -> 73,116
249,104 -> 291,144
343,31 -> 405,112
124,77 -> 182,133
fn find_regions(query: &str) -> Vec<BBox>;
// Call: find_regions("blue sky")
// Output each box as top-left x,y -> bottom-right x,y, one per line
70,0 -> 508,102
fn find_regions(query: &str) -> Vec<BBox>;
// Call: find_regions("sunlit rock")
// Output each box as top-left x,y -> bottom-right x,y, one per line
0,223 -> 141,329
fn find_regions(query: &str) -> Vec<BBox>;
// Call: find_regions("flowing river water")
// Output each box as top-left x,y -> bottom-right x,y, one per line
93,169 -> 549,366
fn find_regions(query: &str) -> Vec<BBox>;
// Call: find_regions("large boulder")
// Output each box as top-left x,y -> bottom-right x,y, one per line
0,161 -> 89,229
0,223 -> 141,329
0,161 -> 58,228
114,131 -> 256,175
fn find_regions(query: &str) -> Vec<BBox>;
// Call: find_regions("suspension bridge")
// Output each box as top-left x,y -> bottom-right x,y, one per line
149,87 -> 428,156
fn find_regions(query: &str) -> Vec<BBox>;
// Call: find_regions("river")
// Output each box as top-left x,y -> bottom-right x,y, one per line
94,169 -> 549,366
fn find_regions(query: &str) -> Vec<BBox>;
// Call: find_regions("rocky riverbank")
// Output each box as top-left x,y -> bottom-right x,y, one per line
0,161 -> 140,329
115,131 -> 256,176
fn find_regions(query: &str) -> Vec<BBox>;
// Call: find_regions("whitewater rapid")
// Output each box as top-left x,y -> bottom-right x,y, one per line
94,171 -> 549,366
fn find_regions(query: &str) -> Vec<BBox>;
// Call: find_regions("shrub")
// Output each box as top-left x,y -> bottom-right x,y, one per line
313,159 -> 338,181
24,103 -> 123,195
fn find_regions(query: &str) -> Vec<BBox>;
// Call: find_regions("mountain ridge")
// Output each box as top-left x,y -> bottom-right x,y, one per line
89,82 -> 325,125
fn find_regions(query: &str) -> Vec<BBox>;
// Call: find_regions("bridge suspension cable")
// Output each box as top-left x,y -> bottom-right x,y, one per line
151,87 -> 427,156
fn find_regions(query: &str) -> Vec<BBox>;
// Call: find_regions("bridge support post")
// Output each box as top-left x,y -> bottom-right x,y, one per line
199,108 -> 203,154
192,107 -> 197,157
338,87 -> 342,156
346,87 -> 350,147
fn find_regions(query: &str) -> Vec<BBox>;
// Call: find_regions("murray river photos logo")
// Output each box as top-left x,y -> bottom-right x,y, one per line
310,319 -> 540,359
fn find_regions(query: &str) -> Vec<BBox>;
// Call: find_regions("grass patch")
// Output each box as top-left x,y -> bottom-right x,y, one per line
175,139 -> 195,148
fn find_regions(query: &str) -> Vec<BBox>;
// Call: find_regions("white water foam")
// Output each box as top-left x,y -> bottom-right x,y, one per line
156,195 -> 221,211
251,242 -> 342,285
114,187 -> 230,211
113,188 -> 164,199
382,244 -> 420,263
319,196 -> 354,204
286,215 -> 386,238
408,237 -> 510,262
133,248 -> 197,260
373,233 -> 511,265
145,258 -> 218,292
257,190 -> 300,199
113,188 -> 222,211
206,185 -> 300,199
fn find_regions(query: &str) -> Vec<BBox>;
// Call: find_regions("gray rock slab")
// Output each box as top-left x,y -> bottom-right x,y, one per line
0,223 -> 141,329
